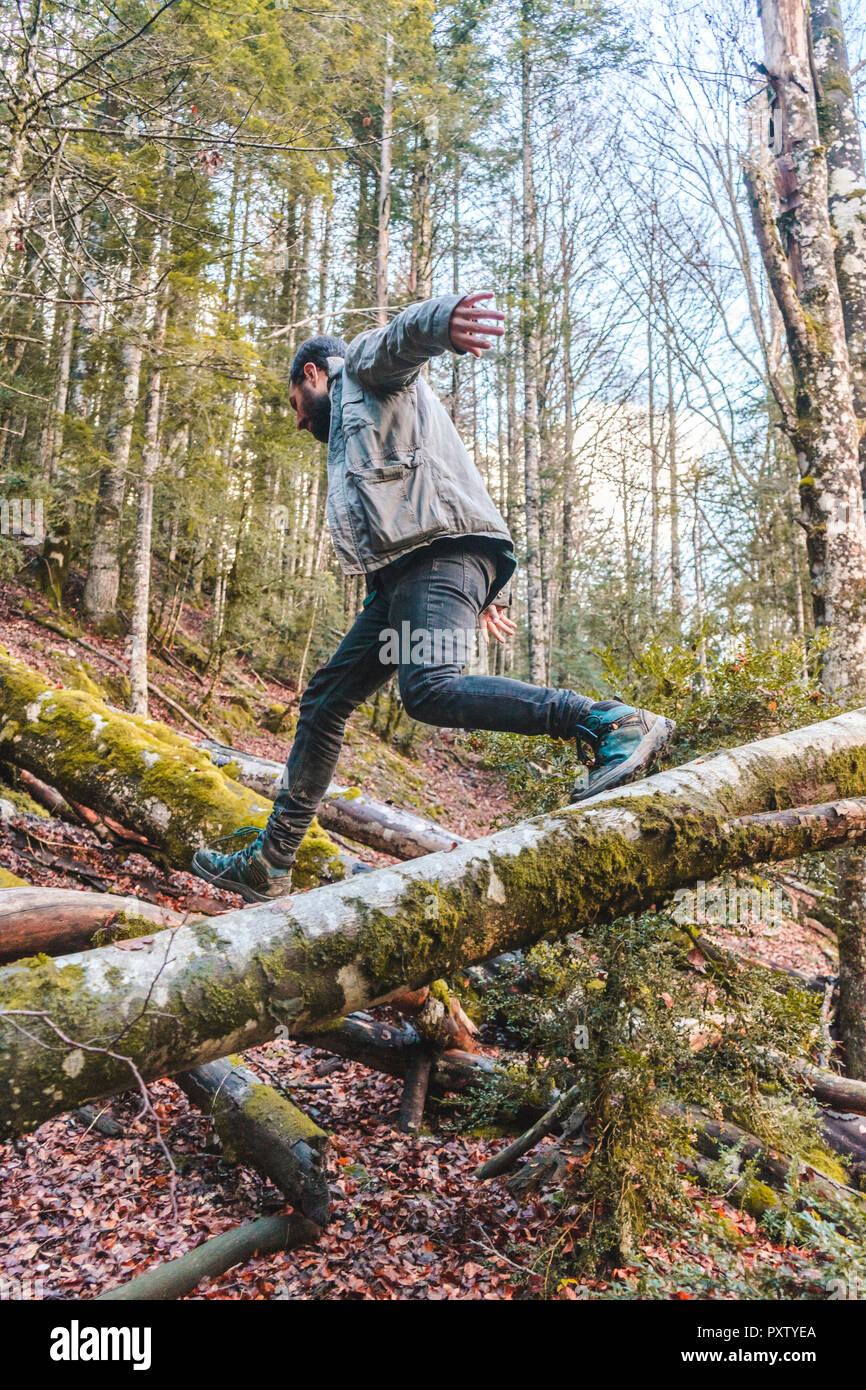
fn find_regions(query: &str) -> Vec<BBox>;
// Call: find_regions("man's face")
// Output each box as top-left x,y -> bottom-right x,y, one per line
290,362 -> 331,443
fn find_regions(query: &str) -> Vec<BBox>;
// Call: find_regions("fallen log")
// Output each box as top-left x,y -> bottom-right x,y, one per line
0,887 -> 190,962
683,1107 -> 861,1208
199,738 -> 468,859
794,1061 -> 866,1115
175,1058 -> 330,1226
0,650 -> 347,887
5,710 -> 866,1137
296,1014 -> 496,1094
95,1213 -> 320,1301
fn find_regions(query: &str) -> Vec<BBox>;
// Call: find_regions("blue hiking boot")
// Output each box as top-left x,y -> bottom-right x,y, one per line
191,826 -> 293,904
570,700 -> 676,803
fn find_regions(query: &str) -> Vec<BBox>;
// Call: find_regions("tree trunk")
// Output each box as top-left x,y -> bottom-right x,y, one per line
198,739 -> 467,858
129,281 -> 170,715
81,247 -> 154,627
5,710 -> 866,1136
745,0 -> 866,692
520,38 -> 546,685
810,0 -> 866,478
808,0 -> 866,1086
375,32 -> 394,327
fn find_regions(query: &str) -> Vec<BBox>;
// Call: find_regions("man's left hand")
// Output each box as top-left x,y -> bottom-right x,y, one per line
479,604 -> 517,645
450,291 -> 506,357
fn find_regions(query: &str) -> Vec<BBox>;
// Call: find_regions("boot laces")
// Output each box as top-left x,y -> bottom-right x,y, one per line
573,723 -> 599,768
211,825 -> 264,865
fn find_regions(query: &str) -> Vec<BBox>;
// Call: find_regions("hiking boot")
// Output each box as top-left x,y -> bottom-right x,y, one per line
570,700 -> 676,803
191,826 -> 293,904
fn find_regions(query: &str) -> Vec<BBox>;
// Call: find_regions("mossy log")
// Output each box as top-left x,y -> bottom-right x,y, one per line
5,710 -> 866,1137
95,1213 -> 320,1301
0,887 -> 191,962
199,738 -> 467,860
681,1107 -> 861,1210
0,649 -> 345,886
175,1058 -> 330,1226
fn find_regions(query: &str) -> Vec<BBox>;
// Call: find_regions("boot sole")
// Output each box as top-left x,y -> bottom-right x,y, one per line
191,850 -> 291,905
569,716 -> 676,804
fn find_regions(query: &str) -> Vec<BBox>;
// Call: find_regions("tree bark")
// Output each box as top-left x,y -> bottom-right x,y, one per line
745,0 -> 866,691
129,261 -> 170,716
82,244 -> 155,627
5,709 -> 866,1136
375,32 -> 394,327
397,1053 -> 432,1134
0,888 -> 188,963
95,1214 -> 320,1301
810,0 -> 866,476
175,1057 -> 330,1224
807,0 -> 866,1089
520,30 -> 547,685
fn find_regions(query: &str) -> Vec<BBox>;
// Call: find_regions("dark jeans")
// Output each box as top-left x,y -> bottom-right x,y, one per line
265,540 -> 592,862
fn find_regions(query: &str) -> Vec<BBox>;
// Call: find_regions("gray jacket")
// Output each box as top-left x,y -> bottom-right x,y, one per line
323,294 -> 513,581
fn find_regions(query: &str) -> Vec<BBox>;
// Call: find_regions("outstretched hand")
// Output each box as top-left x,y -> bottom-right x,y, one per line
479,603 -> 517,645
449,291 -> 506,357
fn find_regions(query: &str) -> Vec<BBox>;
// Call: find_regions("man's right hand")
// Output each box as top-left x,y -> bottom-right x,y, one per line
449,291 -> 506,357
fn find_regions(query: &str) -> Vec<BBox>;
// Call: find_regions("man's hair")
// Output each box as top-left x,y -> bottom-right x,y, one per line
290,334 -> 348,386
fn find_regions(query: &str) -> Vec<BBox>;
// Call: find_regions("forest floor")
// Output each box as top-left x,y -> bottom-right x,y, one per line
0,576 -> 850,1300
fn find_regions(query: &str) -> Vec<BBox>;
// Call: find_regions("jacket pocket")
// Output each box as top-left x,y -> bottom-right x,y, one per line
348,455 -> 447,556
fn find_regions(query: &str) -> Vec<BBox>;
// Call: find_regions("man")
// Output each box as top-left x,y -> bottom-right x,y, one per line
193,291 -> 674,903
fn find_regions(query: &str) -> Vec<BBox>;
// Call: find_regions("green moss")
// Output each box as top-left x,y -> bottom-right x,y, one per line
740,1178 -> 779,1217
240,1082 -> 325,1145
825,747 -> 866,798
0,775 -> 49,818
801,1146 -> 848,1185
54,657 -> 106,701
90,910 -> 162,948
292,816 -> 345,890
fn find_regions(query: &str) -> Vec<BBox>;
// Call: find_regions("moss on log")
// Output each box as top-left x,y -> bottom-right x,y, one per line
0,648 -> 343,887
175,1058 -> 330,1225
3,708 -> 866,1138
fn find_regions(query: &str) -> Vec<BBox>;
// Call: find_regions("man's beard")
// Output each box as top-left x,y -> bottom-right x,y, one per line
308,392 -> 331,443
